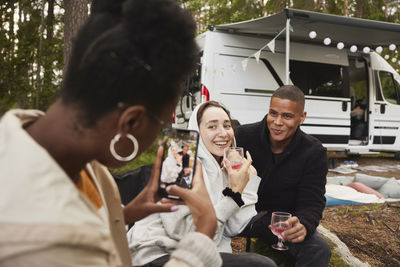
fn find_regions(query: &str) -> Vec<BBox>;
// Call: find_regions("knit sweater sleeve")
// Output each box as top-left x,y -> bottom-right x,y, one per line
294,144 -> 327,238
167,232 -> 222,267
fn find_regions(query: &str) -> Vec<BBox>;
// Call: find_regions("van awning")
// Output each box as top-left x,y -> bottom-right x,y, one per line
214,8 -> 400,47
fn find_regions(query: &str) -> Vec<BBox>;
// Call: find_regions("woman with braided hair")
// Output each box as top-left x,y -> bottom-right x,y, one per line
0,0 -> 221,266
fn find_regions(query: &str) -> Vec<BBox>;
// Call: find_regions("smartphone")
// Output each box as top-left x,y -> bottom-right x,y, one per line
158,128 -> 199,199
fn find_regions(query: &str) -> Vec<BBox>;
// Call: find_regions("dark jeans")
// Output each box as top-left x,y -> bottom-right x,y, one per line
243,212 -> 331,267
136,252 -> 277,267
263,231 -> 331,267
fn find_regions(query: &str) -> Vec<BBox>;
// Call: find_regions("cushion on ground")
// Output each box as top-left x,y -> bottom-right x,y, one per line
325,184 -> 384,205
354,173 -> 389,189
326,176 -> 354,186
346,182 -> 384,199
377,178 -> 400,198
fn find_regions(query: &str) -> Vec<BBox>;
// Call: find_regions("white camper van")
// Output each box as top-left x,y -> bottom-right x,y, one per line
175,9 -> 400,157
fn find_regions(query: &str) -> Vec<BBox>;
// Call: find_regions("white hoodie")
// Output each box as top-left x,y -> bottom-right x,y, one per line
160,146 -> 182,183
127,103 -> 260,266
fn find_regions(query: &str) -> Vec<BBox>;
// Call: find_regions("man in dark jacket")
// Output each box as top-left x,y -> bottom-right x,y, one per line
236,85 -> 331,266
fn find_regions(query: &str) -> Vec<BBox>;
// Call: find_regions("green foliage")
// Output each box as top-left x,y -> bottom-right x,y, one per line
1,0 -> 399,116
324,0 -> 346,15
0,0 -> 63,115
179,0 -> 399,70
265,0 -> 290,14
178,0 -> 265,33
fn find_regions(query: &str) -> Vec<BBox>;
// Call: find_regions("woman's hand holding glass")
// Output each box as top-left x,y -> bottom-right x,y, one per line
224,147 -> 244,170
224,151 -> 253,194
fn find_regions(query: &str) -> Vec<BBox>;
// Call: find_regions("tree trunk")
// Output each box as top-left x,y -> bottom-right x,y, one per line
8,1 -> 15,61
344,0 -> 349,16
47,0 -> 55,40
43,0 -> 55,86
63,0 -> 89,73
258,0 -> 265,17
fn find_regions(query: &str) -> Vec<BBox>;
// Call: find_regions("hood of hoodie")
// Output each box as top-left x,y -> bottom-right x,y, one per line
187,102 -> 237,204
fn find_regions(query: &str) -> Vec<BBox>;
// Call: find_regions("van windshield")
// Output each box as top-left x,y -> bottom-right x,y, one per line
379,71 -> 400,105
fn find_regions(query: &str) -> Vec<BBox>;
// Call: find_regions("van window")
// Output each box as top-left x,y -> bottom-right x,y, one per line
215,54 -> 280,94
379,71 -> 400,105
290,60 -> 348,98
349,58 -> 368,110
375,71 -> 384,101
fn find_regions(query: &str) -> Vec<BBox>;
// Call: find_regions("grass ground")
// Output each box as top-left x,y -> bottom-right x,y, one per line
110,144 -> 157,174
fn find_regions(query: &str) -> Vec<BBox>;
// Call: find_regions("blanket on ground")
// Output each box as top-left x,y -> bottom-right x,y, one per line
325,174 -> 400,206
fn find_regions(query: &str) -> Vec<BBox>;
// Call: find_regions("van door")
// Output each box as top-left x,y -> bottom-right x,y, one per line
290,60 -> 351,151
348,57 -> 369,145
372,70 -> 400,151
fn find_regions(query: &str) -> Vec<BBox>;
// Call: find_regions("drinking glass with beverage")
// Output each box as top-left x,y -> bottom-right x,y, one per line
224,147 -> 244,170
270,211 -> 292,250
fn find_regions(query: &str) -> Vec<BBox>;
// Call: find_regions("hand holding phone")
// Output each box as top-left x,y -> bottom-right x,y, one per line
158,128 -> 199,199
123,146 -> 181,224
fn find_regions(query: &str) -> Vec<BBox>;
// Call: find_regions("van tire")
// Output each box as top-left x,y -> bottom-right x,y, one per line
395,152 -> 400,160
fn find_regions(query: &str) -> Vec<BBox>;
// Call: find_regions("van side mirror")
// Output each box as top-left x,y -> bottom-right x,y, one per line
380,103 -> 386,114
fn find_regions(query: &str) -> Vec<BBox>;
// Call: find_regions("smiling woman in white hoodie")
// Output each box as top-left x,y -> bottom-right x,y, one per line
127,101 -> 276,267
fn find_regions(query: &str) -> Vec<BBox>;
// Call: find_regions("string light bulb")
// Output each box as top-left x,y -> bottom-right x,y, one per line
363,47 -> 370,53
309,31 -> 317,39
350,45 -> 357,53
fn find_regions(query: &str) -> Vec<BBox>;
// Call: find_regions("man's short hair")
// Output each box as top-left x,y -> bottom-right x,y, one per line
272,85 -> 305,112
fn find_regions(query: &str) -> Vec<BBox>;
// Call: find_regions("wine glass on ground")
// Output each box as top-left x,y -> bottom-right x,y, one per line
224,147 -> 244,170
270,211 -> 292,250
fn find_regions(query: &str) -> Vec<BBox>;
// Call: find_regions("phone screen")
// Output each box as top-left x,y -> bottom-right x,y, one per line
158,128 -> 199,199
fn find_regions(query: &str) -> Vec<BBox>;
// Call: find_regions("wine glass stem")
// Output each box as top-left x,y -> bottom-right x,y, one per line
278,238 -> 283,247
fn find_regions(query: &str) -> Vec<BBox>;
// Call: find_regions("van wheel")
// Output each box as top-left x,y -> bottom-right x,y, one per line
395,152 -> 400,160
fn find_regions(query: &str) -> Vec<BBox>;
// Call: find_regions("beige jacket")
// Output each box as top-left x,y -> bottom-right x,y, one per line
0,109 -> 222,267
